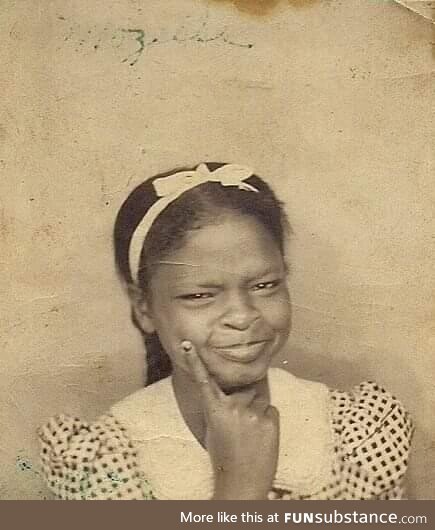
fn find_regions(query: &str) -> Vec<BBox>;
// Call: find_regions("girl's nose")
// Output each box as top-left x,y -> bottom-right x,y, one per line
220,293 -> 260,331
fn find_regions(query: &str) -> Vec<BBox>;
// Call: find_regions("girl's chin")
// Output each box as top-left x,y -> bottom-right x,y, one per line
213,368 -> 269,394
219,380 -> 263,395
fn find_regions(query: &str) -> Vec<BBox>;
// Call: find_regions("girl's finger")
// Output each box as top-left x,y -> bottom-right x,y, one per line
181,341 -> 223,403
227,387 -> 257,409
265,404 -> 280,423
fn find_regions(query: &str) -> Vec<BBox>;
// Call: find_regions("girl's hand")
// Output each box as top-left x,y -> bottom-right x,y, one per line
182,341 -> 279,500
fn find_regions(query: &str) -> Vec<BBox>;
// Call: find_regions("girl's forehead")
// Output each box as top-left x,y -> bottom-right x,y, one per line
152,215 -> 285,282
179,216 -> 278,256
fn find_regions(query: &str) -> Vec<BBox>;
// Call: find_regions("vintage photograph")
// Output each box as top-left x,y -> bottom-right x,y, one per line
1,0 -> 434,500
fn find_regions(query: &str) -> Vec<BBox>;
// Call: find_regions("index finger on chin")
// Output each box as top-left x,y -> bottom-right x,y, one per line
181,341 -> 222,403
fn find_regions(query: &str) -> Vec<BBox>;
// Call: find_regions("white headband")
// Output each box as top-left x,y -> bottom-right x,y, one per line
129,163 -> 258,283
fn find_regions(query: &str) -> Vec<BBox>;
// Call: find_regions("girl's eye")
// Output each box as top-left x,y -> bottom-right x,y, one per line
178,293 -> 214,301
253,279 -> 281,291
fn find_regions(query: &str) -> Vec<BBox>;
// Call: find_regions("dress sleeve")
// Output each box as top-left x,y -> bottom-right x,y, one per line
330,381 -> 415,500
37,413 -> 155,500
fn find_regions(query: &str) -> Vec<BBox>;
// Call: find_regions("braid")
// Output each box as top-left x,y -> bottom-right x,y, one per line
144,333 -> 173,385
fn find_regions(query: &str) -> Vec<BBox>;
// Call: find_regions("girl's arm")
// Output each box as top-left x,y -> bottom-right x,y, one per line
330,381 -> 414,500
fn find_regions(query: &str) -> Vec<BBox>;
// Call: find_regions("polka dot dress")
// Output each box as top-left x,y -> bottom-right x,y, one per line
38,414 -> 154,500
38,381 -> 414,500
267,382 -> 414,500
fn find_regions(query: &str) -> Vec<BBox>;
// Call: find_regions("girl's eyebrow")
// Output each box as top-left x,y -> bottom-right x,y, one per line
252,266 -> 284,277
191,282 -> 222,289
156,261 -> 285,277
173,268 -> 286,289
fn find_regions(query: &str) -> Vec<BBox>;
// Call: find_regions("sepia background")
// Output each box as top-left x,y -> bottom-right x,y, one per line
1,0 -> 433,499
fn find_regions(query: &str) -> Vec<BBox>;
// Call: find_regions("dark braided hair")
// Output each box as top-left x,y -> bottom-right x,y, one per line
114,162 -> 290,386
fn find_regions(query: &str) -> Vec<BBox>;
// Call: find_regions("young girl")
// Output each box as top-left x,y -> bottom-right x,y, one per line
38,162 -> 414,500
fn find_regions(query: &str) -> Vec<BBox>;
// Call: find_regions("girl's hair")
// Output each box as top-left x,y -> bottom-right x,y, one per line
114,162 -> 290,386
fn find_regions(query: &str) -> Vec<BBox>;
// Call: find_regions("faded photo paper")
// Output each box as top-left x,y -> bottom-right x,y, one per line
1,0 -> 434,500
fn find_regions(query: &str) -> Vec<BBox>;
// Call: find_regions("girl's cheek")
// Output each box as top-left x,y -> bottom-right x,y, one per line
260,296 -> 291,330
169,311 -> 211,352
279,300 -> 292,327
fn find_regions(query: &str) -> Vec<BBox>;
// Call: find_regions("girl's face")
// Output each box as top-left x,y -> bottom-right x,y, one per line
142,214 -> 291,391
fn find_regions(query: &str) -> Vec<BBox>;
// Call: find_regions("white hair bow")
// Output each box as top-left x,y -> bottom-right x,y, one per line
129,163 -> 258,283
153,163 -> 258,197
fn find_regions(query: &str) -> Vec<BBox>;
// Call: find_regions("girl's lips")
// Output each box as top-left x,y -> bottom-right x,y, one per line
213,341 -> 269,363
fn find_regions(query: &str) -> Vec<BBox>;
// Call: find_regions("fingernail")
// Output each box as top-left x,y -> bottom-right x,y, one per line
181,340 -> 193,353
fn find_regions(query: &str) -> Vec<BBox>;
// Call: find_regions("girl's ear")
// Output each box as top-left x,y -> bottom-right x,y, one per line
127,283 -> 155,334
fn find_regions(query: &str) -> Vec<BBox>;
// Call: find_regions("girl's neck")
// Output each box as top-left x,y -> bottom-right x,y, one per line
171,368 -> 271,449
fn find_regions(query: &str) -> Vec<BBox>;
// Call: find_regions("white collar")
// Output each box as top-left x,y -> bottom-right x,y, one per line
111,368 -> 336,499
